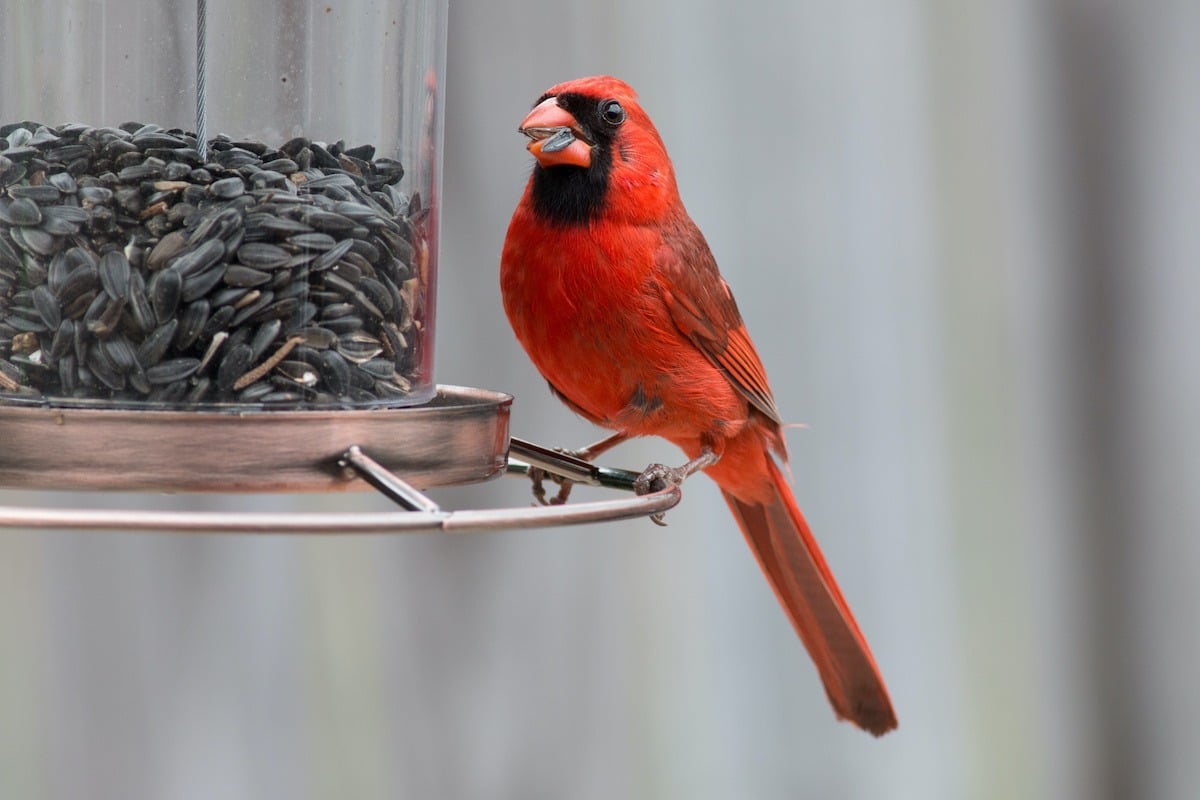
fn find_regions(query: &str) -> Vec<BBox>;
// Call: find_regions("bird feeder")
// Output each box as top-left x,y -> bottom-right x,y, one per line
0,0 -> 678,531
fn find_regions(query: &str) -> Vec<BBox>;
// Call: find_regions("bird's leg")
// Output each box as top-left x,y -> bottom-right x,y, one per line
633,447 -> 720,526
529,431 -> 631,506
570,430 -> 632,462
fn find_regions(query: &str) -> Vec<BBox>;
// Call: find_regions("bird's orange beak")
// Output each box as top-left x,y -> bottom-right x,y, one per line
519,96 -> 593,169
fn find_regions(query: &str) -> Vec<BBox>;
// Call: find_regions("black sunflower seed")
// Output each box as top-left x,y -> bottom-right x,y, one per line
149,268 -> 182,323
63,288 -> 98,322
55,263 -> 99,306
146,357 -> 201,384
223,264 -> 271,288
136,319 -> 178,367
146,229 -> 189,270
286,232 -> 337,251
322,315 -> 365,335
217,343 -> 253,391
103,333 -> 138,372
317,349 -> 351,395
181,262 -> 227,302
48,319 -> 74,361
98,250 -> 131,299
11,225 -> 58,256
320,302 -> 357,320
248,319 -> 282,361
201,304 -> 236,339
47,172 -> 78,194
336,332 -> 384,363
356,277 -> 394,314
85,293 -> 127,337
236,241 -> 291,269
0,198 -> 43,226
358,357 -> 396,380
252,296 -> 298,324
175,300 -> 209,350
32,285 -> 61,329
170,236 -> 225,276
78,186 -> 114,206
237,380 -> 275,401
57,355 -> 77,393
40,206 -> 87,235
86,346 -> 124,390
9,184 -> 61,203
309,237 -> 354,272
348,364 -> 376,390
0,236 -> 21,269
127,274 -> 156,334
209,176 -> 246,199
116,162 -> 163,182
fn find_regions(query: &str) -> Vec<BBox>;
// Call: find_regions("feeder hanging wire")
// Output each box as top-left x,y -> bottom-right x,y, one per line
195,0 -> 208,161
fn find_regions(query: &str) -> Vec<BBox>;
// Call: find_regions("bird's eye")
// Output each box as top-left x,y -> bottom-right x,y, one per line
600,99 -> 625,126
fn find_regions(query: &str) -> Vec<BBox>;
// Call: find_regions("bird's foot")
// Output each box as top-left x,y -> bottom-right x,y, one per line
528,464 -> 577,506
525,432 -> 630,507
633,463 -> 686,526
632,463 -> 685,495
633,448 -> 720,526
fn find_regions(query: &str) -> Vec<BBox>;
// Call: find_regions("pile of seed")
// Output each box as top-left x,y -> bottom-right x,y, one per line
0,120 -> 426,407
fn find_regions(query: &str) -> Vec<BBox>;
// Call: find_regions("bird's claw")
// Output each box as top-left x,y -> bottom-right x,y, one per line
526,462 -> 578,507
633,463 -> 685,526
634,463 -> 689,494
529,465 -> 550,506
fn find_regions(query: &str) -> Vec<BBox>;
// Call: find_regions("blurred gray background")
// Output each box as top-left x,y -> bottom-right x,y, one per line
2,0 -> 1199,798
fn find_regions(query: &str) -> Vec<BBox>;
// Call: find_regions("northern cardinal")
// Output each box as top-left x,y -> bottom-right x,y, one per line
500,76 -> 897,736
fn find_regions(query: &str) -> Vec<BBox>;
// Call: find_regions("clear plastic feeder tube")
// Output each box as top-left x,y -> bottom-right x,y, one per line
0,0 -> 446,408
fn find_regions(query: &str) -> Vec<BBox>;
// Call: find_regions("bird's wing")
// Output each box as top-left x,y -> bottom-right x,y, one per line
654,218 -> 782,425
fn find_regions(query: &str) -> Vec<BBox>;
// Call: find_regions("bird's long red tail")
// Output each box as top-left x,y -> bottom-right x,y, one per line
720,459 -> 897,736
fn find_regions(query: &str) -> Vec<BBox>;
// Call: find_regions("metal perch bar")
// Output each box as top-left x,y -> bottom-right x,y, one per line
505,436 -> 649,492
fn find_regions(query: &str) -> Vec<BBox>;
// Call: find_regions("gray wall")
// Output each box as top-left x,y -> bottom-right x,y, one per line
2,1 -> 1198,798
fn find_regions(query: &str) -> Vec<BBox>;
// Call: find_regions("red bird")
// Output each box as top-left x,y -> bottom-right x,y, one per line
500,76 -> 897,736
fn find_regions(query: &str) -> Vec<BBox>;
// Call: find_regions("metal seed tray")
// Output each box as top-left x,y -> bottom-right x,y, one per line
0,387 -> 684,533
0,384 -> 511,493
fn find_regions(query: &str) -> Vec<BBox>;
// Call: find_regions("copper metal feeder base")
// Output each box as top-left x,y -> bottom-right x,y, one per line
0,385 -> 511,493
0,385 -> 682,533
